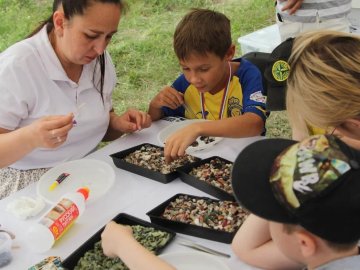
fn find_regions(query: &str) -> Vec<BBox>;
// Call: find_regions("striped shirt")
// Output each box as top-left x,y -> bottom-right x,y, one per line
276,0 -> 352,23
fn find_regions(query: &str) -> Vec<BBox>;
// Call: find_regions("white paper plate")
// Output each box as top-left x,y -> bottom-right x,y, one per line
37,159 -> 115,205
158,119 -> 223,153
159,251 -> 230,270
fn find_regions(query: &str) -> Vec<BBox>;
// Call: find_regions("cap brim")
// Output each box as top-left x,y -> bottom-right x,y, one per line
231,138 -> 298,223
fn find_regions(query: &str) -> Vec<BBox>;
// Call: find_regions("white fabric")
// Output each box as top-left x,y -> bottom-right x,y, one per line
276,0 -> 352,21
277,15 -> 350,41
0,26 -> 116,170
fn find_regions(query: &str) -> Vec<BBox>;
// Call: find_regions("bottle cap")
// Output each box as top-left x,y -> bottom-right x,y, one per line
77,187 -> 90,201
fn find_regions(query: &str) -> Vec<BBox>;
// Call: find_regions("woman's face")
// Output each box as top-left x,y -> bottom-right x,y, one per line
56,2 -> 121,66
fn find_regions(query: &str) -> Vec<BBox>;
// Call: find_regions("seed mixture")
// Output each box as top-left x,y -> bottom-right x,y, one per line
189,158 -> 233,194
161,195 -> 248,233
190,136 -> 216,147
123,145 -> 199,174
74,225 -> 172,270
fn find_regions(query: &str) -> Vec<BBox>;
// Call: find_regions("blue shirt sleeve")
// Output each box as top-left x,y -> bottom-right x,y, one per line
238,59 -> 267,122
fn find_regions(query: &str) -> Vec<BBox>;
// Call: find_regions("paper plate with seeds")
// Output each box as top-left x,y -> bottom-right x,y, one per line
158,120 -> 223,153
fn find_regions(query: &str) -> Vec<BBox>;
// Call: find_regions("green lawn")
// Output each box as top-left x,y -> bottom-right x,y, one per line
0,0 -> 291,138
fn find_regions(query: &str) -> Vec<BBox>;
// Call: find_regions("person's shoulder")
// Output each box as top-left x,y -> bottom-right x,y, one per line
0,37 -> 40,69
233,57 -> 261,76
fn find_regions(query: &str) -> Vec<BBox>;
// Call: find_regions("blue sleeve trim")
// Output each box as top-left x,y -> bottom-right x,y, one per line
244,106 -> 267,122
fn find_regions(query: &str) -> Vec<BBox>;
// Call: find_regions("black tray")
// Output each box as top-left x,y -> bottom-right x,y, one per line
177,156 -> 235,201
61,213 -> 176,269
110,143 -> 200,184
146,193 -> 246,243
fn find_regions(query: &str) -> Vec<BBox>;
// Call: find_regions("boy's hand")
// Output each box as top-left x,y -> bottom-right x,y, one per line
279,0 -> 304,14
101,221 -> 134,258
25,113 -> 74,149
113,109 -> 152,133
150,86 -> 184,110
164,123 -> 200,163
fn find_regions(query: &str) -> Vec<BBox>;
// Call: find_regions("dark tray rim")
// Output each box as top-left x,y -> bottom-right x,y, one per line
177,156 -> 235,201
61,213 -> 176,269
146,193 -> 241,244
110,143 -> 201,184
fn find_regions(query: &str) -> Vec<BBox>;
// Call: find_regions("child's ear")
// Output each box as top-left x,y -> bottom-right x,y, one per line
336,118 -> 360,140
295,231 -> 317,258
53,10 -> 65,37
225,44 -> 236,61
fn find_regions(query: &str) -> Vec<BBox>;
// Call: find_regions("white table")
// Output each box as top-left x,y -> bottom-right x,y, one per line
0,120 -> 264,270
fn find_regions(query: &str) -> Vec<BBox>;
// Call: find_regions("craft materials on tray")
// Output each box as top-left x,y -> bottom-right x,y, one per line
74,225 -> 172,270
189,157 -> 233,194
123,144 -> 198,174
161,195 -> 248,233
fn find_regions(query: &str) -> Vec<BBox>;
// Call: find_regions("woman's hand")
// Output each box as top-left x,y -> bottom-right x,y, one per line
113,109 -> 152,133
101,222 -> 134,258
25,113 -> 74,149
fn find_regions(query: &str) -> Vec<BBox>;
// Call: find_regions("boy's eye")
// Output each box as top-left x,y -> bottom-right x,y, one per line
200,68 -> 209,72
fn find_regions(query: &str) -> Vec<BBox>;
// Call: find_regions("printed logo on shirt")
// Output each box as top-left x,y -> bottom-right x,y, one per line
227,96 -> 242,117
272,60 -> 290,82
250,91 -> 266,104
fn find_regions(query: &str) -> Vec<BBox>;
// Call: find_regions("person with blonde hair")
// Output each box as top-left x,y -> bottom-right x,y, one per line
286,30 -> 360,147
231,30 -> 360,269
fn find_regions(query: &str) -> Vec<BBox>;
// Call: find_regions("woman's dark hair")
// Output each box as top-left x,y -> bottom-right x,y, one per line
28,0 -> 127,104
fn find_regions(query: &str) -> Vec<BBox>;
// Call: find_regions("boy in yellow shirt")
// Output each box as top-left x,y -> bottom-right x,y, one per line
148,9 -> 266,162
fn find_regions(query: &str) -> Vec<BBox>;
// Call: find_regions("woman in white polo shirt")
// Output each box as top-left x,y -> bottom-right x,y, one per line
0,0 -> 151,199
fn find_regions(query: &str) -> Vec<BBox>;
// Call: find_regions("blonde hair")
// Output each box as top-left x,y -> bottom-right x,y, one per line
286,31 -> 360,138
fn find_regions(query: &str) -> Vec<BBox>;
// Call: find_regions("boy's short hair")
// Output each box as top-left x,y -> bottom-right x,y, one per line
231,135 -> 360,244
173,8 -> 232,60
283,224 -> 358,252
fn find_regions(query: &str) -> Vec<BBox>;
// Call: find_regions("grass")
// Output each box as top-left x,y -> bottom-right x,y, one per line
0,0 -> 291,139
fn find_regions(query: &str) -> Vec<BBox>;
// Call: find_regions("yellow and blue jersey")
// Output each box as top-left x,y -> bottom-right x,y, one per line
162,58 -> 267,122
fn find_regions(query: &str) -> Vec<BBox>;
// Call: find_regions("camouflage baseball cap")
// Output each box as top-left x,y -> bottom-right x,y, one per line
232,135 -> 360,243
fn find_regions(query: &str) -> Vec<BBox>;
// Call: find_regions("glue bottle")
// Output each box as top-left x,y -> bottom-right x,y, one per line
26,187 -> 89,253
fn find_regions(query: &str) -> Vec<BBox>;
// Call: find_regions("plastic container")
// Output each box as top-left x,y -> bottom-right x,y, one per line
147,193 -> 248,243
237,24 -> 281,55
110,143 -> 200,183
0,232 -> 12,267
177,156 -> 235,201
26,187 -> 89,253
